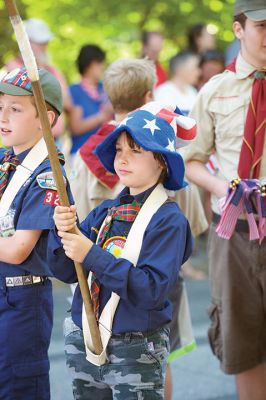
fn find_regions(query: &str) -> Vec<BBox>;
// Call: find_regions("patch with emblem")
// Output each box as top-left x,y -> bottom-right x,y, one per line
0,209 -> 16,237
102,236 -> 126,258
43,190 -> 60,206
36,171 -> 66,191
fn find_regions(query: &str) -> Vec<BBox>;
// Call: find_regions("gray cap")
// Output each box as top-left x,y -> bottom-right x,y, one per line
234,0 -> 266,21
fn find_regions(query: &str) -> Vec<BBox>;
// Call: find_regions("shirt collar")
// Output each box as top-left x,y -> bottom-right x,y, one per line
235,53 -> 260,79
15,148 -> 31,164
7,148 -> 31,163
117,184 -> 157,206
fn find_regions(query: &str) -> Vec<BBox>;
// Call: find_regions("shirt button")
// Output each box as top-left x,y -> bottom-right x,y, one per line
105,216 -> 112,224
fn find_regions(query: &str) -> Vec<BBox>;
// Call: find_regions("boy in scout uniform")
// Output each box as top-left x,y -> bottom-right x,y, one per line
0,67 -> 71,399
183,1 -> 266,399
49,101 -> 194,400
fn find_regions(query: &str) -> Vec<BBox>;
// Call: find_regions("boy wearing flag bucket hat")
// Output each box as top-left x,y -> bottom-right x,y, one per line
49,101 -> 195,399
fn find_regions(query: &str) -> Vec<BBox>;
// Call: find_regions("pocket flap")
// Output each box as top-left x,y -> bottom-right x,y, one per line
209,96 -> 247,115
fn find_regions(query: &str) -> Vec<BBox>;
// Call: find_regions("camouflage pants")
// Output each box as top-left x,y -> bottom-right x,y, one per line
64,317 -> 170,400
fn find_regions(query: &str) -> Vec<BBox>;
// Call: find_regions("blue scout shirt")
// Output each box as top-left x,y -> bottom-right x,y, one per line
0,147 -> 72,278
48,186 -> 193,333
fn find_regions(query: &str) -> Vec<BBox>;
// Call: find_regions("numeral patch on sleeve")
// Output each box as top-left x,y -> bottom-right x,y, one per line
43,190 -> 60,206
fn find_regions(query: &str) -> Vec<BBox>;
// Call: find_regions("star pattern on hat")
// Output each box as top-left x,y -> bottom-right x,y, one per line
143,118 -> 161,135
165,138 -> 176,152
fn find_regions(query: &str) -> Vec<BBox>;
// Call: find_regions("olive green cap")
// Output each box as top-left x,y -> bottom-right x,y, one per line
234,0 -> 266,21
0,67 -> 63,115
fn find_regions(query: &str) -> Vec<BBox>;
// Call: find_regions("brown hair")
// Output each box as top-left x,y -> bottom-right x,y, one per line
234,13 -> 247,28
30,96 -> 60,127
103,58 -> 156,113
0,93 -> 59,127
123,131 -> 167,184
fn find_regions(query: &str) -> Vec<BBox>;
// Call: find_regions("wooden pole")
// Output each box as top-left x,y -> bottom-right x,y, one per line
4,0 -> 103,355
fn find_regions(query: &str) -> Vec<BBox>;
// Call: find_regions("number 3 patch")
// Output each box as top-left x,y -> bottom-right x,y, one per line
43,190 -> 60,206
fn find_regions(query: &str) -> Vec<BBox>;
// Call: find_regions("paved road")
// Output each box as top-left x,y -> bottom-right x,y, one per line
49,278 -> 237,400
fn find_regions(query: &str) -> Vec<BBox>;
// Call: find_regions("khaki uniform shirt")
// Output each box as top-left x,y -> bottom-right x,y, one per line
182,53 -> 266,214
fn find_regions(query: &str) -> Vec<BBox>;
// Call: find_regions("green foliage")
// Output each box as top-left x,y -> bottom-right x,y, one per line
0,0 -> 235,82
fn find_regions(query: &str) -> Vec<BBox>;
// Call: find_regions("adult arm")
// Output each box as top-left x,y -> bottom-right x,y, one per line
186,160 -> 228,198
68,103 -> 112,136
181,82 -> 228,198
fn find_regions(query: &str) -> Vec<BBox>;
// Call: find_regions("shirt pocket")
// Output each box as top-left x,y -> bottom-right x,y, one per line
209,96 -> 248,139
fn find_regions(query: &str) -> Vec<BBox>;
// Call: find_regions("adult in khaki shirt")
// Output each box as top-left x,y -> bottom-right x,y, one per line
183,1 -> 266,399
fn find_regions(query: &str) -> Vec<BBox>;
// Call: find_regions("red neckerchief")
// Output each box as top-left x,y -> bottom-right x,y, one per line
226,59 -> 266,179
79,122 -> 119,189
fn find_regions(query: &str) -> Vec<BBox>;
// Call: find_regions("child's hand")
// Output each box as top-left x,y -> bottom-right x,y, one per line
54,205 -> 77,232
58,229 -> 93,263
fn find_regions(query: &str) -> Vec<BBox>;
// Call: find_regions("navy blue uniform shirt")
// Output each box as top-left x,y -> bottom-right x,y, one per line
48,186 -> 193,333
0,147 -> 72,278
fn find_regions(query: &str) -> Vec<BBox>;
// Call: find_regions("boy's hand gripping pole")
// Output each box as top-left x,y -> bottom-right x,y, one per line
4,0 -> 103,355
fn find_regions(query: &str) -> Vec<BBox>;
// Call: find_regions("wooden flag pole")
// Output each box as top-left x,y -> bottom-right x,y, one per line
4,0 -> 103,355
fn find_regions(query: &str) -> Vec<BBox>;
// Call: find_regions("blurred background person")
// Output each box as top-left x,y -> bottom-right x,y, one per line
187,23 -> 216,55
198,49 -> 225,90
68,44 -> 113,156
5,18 -> 72,141
141,31 -> 168,87
155,51 -> 200,115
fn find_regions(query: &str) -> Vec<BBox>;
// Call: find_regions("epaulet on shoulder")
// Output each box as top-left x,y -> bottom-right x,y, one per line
199,70 -> 230,94
206,70 -> 230,86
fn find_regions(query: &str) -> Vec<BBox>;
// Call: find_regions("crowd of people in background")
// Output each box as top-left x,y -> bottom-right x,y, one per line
1,18 -> 236,163
2,1 -> 263,398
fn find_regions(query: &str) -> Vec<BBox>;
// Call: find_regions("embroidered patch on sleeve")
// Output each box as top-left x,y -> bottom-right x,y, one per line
43,190 -> 60,206
37,171 -> 66,190
102,236 -> 126,258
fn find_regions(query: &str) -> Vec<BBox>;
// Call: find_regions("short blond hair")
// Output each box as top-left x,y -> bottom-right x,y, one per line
103,58 -> 156,113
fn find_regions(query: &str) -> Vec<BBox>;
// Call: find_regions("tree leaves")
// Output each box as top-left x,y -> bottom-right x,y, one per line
0,0 -> 235,81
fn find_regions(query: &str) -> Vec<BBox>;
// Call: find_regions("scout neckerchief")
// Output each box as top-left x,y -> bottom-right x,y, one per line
79,122 -> 119,189
226,60 -> 266,179
0,152 -> 20,200
82,183 -> 168,366
90,199 -> 142,319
